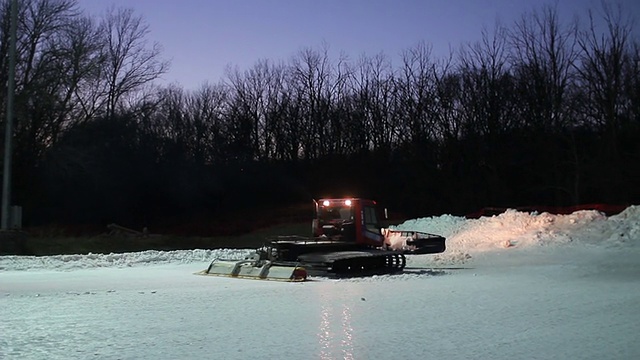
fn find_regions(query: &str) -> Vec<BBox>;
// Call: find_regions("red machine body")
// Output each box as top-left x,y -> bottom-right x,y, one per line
313,198 -> 385,247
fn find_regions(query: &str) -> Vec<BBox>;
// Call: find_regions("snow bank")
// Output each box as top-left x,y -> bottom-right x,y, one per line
0,248 -> 253,272
394,205 -> 640,265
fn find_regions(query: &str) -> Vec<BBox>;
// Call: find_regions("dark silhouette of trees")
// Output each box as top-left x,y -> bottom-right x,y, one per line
575,2 -> 637,202
0,0 -> 638,234
507,4 -> 581,205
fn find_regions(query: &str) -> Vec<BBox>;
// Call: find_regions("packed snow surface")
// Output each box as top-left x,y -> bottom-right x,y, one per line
2,206 -> 640,359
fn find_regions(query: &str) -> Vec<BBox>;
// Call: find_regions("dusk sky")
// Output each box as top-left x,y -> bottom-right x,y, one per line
77,0 -> 640,90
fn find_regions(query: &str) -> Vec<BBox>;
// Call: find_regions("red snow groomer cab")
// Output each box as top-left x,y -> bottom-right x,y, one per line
313,198 -> 386,246
198,198 -> 446,281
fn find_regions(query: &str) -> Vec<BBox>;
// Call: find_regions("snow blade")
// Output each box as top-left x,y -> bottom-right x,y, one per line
195,258 -> 307,282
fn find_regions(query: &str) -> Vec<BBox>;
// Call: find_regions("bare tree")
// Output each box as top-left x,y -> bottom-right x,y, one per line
458,22 -> 515,137
576,1 -> 635,141
623,41 -> 640,125
184,83 -> 228,165
225,59 -> 288,161
396,42 -> 438,143
349,52 -> 397,152
0,0 -> 81,166
289,45 -> 348,159
98,6 -> 168,119
431,50 -> 462,142
67,15 -> 111,122
574,1 -> 637,201
449,24 -> 517,207
242,60 -> 297,161
16,0 -> 78,86
509,4 -> 579,132
507,4 -> 583,204
224,65 -> 261,163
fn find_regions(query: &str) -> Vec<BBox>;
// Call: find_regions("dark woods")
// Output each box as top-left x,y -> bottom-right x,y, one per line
0,0 -> 639,234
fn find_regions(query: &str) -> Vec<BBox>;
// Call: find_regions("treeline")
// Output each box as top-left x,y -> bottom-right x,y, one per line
1,0 -> 639,233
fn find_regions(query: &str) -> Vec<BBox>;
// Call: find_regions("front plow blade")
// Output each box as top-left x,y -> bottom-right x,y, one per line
196,259 -> 307,282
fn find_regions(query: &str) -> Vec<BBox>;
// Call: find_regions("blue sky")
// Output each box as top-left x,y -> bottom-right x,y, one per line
77,0 -> 640,90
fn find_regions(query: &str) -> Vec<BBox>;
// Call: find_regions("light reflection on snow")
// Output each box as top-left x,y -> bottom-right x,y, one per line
341,304 -> 355,360
318,304 -> 333,359
318,299 -> 355,359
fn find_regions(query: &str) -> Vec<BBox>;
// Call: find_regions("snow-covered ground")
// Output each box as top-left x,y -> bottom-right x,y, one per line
2,207 -> 640,359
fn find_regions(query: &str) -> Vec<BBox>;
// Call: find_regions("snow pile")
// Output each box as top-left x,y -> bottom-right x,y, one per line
0,248 -> 253,271
394,205 -> 640,265
572,205 -> 640,248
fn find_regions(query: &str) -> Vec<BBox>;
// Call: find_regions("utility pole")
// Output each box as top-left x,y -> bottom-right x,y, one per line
2,0 -> 18,230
